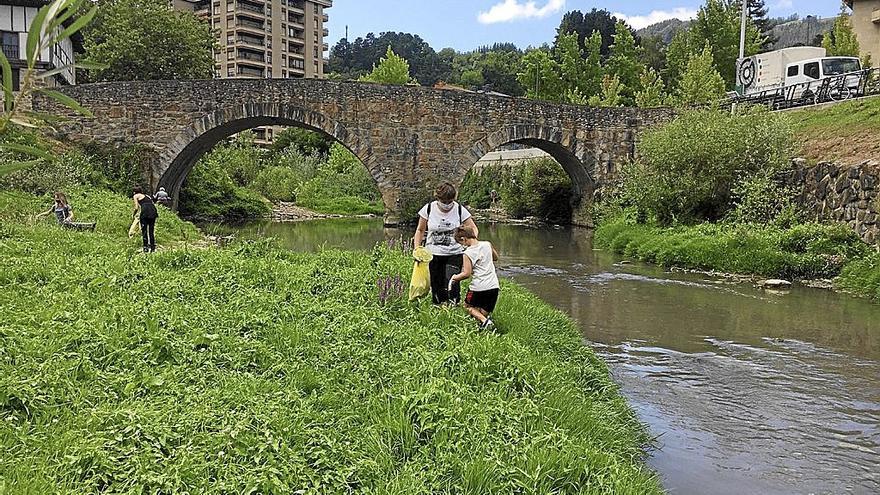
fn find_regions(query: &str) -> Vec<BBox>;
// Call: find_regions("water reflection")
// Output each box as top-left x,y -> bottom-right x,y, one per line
209,219 -> 880,494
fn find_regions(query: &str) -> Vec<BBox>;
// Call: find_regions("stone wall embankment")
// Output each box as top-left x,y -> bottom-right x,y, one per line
793,158 -> 880,244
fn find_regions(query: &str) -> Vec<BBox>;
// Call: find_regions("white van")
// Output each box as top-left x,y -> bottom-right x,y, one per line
738,47 -> 863,99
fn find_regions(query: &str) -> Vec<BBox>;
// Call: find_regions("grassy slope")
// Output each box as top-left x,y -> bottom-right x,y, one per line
790,95 -> 880,164
0,192 -> 661,493
594,219 -> 869,280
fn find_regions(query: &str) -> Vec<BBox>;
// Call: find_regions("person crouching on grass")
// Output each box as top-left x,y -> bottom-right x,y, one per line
449,226 -> 500,330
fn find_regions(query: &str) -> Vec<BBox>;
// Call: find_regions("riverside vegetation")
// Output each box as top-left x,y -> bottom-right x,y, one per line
592,104 -> 880,300
0,190 -> 661,493
1,131 -> 661,492
180,130 -> 383,221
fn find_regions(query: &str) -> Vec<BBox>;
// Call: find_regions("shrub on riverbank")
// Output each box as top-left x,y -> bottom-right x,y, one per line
595,217 -> 869,279
0,193 -> 661,493
460,158 -> 573,224
836,253 -> 880,300
618,107 -> 794,224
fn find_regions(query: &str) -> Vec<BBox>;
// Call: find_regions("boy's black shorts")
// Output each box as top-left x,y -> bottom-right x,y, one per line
465,288 -> 500,313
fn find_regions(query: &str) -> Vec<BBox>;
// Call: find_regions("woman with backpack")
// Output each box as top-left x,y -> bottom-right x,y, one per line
132,186 -> 159,253
413,182 -> 480,305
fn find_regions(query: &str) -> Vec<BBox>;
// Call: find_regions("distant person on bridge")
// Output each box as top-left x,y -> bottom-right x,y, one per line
413,182 -> 479,305
132,186 -> 159,253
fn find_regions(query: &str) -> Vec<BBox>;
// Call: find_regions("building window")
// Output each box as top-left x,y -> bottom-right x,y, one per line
1,32 -> 20,61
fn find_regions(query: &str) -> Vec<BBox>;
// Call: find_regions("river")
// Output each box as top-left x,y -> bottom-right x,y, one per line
208,219 -> 880,494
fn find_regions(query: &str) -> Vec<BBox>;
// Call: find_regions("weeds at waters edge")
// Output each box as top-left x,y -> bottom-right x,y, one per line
0,192 -> 661,494
594,217 -> 870,280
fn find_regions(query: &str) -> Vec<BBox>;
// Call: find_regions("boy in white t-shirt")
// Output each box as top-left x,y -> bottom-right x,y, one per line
449,226 -> 500,330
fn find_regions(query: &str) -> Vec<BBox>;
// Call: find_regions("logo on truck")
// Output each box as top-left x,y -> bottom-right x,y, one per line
738,58 -> 757,89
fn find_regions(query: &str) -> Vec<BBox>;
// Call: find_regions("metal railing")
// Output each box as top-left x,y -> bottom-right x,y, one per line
722,68 -> 880,111
1,43 -> 19,60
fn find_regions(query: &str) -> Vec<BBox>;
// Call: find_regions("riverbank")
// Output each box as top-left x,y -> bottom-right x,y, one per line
595,217 -> 880,300
0,190 -> 662,493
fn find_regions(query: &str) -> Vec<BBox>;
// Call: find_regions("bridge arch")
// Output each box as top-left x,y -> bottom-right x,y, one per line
154,103 -> 376,208
463,124 -> 596,225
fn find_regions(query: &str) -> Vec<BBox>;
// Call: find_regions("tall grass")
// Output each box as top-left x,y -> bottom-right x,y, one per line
0,192 -> 661,493
595,217 -> 869,279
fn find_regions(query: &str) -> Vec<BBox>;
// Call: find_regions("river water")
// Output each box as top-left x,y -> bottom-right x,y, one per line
210,219 -> 880,494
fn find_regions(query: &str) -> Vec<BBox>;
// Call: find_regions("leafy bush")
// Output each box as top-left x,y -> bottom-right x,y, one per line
251,166 -> 300,202
726,172 -> 800,226
837,253 -> 880,300
179,155 -> 270,221
295,143 -> 382,215
624,107 -> 794,224
459,158 -> 573,223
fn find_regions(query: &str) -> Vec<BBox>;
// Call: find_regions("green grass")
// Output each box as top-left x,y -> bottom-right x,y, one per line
0,192 -> 661,493
595,218 -> 870,280
836,252 -> 880,300
790,95 -> 880,136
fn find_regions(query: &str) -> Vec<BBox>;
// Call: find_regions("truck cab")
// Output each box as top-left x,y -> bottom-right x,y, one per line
784,57 -> 862,86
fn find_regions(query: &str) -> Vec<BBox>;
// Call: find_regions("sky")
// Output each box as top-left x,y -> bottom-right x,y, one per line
325,1 -> 842,52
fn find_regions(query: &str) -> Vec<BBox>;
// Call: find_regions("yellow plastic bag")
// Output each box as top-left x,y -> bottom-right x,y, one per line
128,217 -> 140,238
408,247 -> 434,301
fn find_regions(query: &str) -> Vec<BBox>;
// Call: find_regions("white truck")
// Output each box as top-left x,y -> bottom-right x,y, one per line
736,47 -> 863,100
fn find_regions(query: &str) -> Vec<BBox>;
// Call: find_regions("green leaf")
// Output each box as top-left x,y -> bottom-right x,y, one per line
26,6 -> 51,69
0,50 -> 13,113
0,142 -> 55,161
53,6 -> 97,49
0,159 -> 41,177
45,0 -> 81,35
37,88 -> 93,117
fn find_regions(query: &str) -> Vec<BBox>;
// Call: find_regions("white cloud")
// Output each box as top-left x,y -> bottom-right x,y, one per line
477,0 -> 566,25
612,8 -> 699,30
773,0 -> 794,9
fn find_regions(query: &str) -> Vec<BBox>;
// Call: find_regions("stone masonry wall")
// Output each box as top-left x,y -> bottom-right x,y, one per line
793,158 -> 880,244
34,79 -> 673,224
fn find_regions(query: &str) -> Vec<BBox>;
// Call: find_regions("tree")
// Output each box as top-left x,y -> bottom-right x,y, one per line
674,0 -> 762,89
676,44 -> 727,106
635,68 -> 668,108
748,0 -> 777,51
328,32 -> 449,85
606,21 -> 645,104
517,48 -> 563,101
83,0 -> 215,81
822,5 -> 860,57
359,46 -> 416,85
554,9 -> 628,58
271,128 -> 333,156
555,32 -> 599,100
588,75 -> 624,107
639,35 -> 667,75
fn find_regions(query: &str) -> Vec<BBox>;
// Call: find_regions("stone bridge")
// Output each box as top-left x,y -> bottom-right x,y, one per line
37,79 -> 672,225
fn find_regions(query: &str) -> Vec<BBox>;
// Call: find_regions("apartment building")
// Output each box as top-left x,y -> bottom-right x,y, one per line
0,0 -> 77,88
845,1 -> 880,64
174,0 -> 332,143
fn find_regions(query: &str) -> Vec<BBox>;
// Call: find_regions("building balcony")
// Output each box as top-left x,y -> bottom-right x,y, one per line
236,18 -> 266,32
236,35 -> 266,47
1,44 -> 19,61
237,49 -> 267,63
238,1 -> 266,16
237,66 -> 265,78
